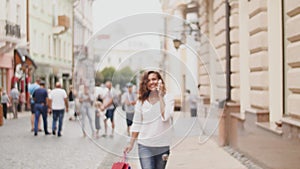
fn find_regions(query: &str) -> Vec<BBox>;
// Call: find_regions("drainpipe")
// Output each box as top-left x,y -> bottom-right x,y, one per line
26,0 -> 30,110
225,0 -> 231,102
72,2 -> 75,87
26,0 -> 29,43
218,0 -> 231,147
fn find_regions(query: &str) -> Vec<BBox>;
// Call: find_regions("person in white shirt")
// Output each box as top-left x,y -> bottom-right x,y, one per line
121,82 -> 137,136
101,81 -> 117,137
124,70 -> 174,169
10,86 -> 19,119
49,82 -> 68,137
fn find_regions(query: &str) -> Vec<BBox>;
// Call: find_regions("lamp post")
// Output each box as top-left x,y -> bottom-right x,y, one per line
171,21 -> 201,113
173,39 -> 182,50
172,21 -> 201,49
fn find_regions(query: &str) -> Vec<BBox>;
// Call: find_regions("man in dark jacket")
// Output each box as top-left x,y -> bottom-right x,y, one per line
33,81 -> 50,136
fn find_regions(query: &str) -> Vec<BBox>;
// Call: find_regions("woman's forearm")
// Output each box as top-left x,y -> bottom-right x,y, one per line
124,132 -> 139,153
159,95 -> 166,119
130,132 -> 139,145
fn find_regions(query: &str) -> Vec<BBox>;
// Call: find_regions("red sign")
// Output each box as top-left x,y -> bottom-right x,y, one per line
97,34 -> 110,40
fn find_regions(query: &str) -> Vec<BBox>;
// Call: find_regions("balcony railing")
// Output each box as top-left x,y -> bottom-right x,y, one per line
0,20 -> 21,42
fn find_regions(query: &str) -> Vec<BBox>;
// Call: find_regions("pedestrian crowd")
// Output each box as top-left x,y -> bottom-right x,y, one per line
0,70 -> 203,169
1,85 -> 26,120
1,78 -> 139,138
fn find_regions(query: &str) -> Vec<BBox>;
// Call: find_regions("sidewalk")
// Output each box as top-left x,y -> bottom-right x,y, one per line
2,110 -> 247,169
167,137 -> 247,169
3,110 -> 31,119
126,113 -> 247,169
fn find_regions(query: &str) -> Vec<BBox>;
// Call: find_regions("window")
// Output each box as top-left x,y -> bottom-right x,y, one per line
64,41 -> 66,60
32,30 -> 37,53
54,38 -> 60,59
6,0 -> 10,20
38,33 -> 42,55
49,35 -> 53,58
53,37 -> 57,58
60,39 -> 63,59
0,69 -> 7,91
60,40 -> 64,59
41,0 -> 44,13
41,33 -> 45,56
58,39 -> 61,59
16,4 -> 21,25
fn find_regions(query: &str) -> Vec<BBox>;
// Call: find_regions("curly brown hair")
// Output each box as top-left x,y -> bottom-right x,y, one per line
138,71 -> 166,103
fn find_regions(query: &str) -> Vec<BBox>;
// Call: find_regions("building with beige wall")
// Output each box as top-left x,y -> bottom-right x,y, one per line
73,0 -> 94,70
162,0 -> 300,168
0,0 -> 27,92
29,0 -> 73,89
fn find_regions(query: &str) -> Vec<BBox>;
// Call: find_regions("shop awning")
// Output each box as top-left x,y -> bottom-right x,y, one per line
14,48 -> 37,69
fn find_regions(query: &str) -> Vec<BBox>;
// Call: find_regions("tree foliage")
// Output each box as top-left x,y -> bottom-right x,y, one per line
113,66 -> 136,88
95,67 -> 115,84
95,66 -> 136,88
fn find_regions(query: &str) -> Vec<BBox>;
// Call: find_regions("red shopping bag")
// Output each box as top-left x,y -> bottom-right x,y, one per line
111,153 -> 131,169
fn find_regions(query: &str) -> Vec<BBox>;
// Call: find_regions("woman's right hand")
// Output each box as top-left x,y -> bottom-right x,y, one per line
124,143 -> 133,154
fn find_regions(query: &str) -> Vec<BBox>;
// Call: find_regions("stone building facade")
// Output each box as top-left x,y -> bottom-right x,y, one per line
162,0 -> 300,168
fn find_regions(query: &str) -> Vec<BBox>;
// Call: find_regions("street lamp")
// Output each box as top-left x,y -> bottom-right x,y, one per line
173,39 -> 182,50
172,21 -> 201,50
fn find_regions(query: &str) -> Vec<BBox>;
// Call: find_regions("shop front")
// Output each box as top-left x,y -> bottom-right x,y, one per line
12,48 -> 37,110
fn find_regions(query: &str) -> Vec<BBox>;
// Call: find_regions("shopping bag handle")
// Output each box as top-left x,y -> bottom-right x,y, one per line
122,152 -> 127,162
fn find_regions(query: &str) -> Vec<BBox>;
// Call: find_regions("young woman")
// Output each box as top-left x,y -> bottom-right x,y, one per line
78,85 -> 94,137
124,70 -> 174,169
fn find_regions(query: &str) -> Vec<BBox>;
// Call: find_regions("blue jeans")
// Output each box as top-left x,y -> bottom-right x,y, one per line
52,109 -> 65,133
138,144 -> 170,169
34,103 -> 48,134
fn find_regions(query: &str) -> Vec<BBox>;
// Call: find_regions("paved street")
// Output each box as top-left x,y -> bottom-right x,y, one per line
0,109 -> 246,169
0,108 -> 140,169
0,112 -> 105,169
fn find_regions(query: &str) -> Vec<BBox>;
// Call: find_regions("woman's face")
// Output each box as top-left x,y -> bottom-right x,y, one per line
147,73 -> 159,91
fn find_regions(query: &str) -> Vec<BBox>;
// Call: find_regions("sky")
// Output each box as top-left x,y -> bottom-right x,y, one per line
92,0 -> 163,33
91,0 -> 164,71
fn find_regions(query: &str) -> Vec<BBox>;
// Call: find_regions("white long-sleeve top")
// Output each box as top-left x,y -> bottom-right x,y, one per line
131,93 -> 174,147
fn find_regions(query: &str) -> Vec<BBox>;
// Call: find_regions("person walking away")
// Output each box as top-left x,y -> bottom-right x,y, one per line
124,71 -> 174,169
94,100 -> 104,138
68,86 -> 75,121
1,91 -> 10,119
19,89 -> 26,113
121,83 -> 137,136
74,85 -> 84,120
28,79 -> 42,132
32,81 -> 50,136
186,89 -> 198,117
101,81 -> 117,137
10,86 -> 19,119
78,85 -> 94,137
49,82 -> 68,137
